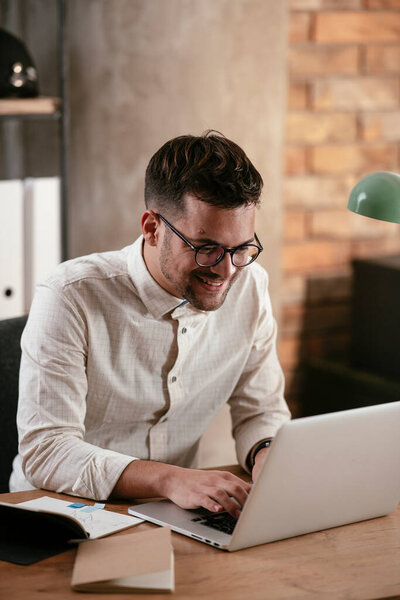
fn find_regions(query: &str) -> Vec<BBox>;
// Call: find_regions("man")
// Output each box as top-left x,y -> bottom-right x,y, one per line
10,131 -> 290,520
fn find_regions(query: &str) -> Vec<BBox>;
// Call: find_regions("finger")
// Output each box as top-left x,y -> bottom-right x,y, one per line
218,480 -> 250,509
230,484 -> 250,508
200,496 -> 224,513
220,472 -> 252,494
211,489 -> 243,519
205,473 -> 251,511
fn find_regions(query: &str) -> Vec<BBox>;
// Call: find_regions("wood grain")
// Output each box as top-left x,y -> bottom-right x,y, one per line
1,468 -> 399,600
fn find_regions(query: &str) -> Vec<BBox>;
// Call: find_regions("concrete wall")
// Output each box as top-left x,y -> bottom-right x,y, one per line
67,0 -> 288,468
67,1 -> 288,467
67,0 -> 287,307
2,0 -> 288,468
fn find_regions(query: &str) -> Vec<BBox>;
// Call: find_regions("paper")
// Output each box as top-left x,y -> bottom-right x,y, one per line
17,496 -> 143,539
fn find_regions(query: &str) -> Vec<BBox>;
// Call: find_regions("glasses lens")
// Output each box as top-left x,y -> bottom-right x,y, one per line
232,245 -> 260,267
196,245 -> 224,266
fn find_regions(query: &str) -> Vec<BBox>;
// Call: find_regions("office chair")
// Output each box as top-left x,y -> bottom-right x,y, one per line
0,315 -> 28,493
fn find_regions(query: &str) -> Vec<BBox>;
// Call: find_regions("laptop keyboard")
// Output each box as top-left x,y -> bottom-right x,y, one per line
191,511 -> 237,535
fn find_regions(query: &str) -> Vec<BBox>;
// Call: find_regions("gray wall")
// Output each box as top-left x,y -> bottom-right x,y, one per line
2,0 -> 288,467
67,0 -> 288,317
66,0 -> 288,467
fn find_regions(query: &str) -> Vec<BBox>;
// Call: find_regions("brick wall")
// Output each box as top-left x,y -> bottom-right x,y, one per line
281,0 -> 400,415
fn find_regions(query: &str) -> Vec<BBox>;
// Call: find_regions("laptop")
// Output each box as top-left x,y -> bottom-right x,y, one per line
128,402 -> 400,551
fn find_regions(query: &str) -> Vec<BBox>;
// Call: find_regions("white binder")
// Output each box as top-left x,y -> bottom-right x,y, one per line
24,177 -> 61,309
0,180 -> 24,319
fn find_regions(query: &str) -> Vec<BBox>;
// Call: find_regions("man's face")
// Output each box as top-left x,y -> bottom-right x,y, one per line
151,195 -> 256,311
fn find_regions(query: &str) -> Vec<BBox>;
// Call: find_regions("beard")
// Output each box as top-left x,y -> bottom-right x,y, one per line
159,231 -> 240,311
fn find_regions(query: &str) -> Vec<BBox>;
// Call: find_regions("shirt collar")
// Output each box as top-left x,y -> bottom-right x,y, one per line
127,236 -> 189,319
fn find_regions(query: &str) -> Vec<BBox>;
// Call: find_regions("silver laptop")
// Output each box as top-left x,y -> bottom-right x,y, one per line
129,402 -> 400,551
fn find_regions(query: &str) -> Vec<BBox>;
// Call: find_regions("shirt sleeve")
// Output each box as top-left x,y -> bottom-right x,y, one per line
228,272 -> 291,472
17,283 -> 136,500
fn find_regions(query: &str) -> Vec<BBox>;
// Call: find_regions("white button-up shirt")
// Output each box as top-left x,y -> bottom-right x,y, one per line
10,236 -> 290,500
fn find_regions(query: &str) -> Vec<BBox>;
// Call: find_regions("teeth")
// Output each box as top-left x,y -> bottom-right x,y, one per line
199,277 -> 223,286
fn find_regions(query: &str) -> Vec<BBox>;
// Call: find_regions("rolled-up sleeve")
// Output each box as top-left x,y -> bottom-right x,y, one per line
17,284 -> 135,500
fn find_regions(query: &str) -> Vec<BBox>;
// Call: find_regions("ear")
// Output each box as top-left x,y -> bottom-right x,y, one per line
141,210 -> 160,247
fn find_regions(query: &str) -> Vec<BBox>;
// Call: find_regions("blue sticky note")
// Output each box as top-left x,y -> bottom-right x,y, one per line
68,502 -> 86,509
94,503 -> 105,510
81,506 -> 98,512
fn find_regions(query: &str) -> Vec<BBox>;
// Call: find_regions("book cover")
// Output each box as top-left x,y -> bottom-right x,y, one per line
71,526 -> 174,593
0,497 -> 142,565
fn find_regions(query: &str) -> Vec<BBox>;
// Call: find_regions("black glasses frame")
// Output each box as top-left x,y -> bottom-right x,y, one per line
157,213 -> 263,268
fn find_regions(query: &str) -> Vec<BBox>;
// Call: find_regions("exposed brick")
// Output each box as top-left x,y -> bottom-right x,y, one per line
283,175 -> 357,209
366,0 -> 400,8
285,6 -> 400,392
360,111 -> 400,141
301,332 -> 351,362
282,274 -> 307,305
311,208 -> 399,238
278,331 -> 351,368
304,269 -> 352,303
282,269 -> 352,306
315,12 -> 400,43
286,112 -> 357,144
290,12 -> 311,43
284,210 -> 308,241
290,0 -> 362,8
281,303 -> 351,337
351,236 -> 400,259
283,240 -> 351,272
282,306 -> 305,336
289,45 -> 359,77
313,77 -> 399,111
282,367 -> 303,418
285,147 -> 308,175
278,336 -> 301,369
288,81 -> 309,110
311,144 -> 395,174
366,45 -> 400,74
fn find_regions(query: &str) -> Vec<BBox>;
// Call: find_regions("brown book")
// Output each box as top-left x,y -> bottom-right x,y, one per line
71,526 -> 174,593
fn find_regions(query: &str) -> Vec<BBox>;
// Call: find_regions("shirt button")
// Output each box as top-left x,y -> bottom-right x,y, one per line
171,376 -> 177,383
182,327 -> 187,334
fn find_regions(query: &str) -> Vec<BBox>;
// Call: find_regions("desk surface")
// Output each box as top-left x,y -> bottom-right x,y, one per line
1,467 -> 400,600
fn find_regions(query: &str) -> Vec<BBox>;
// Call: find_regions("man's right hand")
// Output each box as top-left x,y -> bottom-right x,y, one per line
112,460 -> 251,519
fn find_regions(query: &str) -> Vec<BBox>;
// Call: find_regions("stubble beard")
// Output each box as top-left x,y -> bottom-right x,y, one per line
159,232 -> 240,311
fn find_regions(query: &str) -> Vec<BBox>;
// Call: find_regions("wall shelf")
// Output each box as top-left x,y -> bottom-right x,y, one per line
0,97 -> 61,118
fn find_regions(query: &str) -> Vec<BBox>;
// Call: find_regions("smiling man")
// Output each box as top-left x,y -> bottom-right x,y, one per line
11,131 -> 290,519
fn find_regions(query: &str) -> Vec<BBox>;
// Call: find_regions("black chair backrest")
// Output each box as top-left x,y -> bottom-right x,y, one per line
0,315 -> 28,493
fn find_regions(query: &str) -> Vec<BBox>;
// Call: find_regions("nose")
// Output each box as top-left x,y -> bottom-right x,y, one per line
209,252 -> 237,279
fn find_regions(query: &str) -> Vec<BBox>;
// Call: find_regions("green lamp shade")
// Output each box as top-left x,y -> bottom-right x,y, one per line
348,171 -> 400,224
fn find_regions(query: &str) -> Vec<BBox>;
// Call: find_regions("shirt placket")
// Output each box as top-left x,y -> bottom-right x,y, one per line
148,314 -> 191,462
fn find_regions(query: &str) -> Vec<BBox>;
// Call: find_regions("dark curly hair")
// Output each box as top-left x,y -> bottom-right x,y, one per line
144,130 -> 263,216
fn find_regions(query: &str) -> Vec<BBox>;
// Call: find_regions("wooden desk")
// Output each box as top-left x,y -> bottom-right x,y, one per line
1,470 -> 400,600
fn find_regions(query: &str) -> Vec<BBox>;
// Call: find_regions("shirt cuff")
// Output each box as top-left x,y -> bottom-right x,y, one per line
236,427 -> 282,474
71,451 -> 139,500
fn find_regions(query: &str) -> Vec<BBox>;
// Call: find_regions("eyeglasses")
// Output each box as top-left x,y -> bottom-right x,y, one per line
157,213 -> 263,268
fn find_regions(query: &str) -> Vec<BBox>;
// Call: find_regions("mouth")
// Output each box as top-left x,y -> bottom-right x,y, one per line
194,273 -> 226,292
